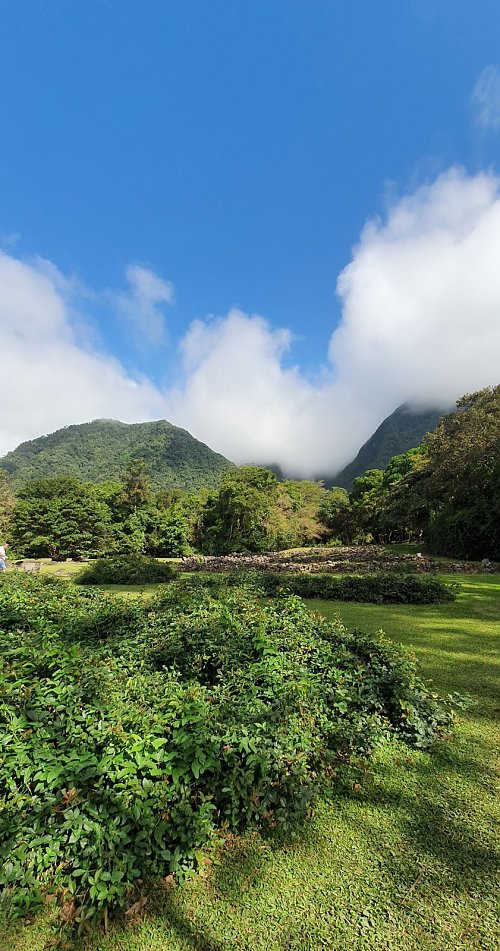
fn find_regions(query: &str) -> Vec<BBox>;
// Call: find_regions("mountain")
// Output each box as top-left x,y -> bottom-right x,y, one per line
332,404 -> 448,491
0,419 -> 234,492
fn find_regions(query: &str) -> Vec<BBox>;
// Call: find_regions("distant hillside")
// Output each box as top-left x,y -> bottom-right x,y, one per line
333,404 -> 448,491
0,419 -> 234,491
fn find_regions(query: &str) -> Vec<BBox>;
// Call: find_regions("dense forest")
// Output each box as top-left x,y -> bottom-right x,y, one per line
324,385 -> 500,560
0,386 -> 498,561
0,461 -> 328,560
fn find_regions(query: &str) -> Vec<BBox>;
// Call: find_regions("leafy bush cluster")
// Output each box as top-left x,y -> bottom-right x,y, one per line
188,570 -> 456,604
256,571 -> 457,603
0,574 -> 455,929
76,555 -> 178,585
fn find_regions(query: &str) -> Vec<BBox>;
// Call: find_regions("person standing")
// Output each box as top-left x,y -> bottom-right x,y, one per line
0,542 -> 7,571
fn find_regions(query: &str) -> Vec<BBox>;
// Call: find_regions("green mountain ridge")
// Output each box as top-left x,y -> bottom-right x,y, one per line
0,419 -> 235,492
333,403 -> 450,490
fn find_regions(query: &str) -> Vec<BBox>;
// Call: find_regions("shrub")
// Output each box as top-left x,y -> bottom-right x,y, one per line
76,555 -> 178,585
0,630 -> 216,926
254,571 -> 456,603
178,571 -> 456,603
0,573 -> 457,930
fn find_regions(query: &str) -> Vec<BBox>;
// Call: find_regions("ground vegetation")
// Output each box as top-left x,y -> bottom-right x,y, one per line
0,572 -> 456,932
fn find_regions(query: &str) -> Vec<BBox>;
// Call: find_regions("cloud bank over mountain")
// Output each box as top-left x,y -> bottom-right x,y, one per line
0,254 -> 166,456
2,167 -> 500,474
164,168 -> 500,473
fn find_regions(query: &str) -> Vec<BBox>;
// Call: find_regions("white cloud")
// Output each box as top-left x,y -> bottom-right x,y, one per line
165,311 -> 318,469
0,253 -> 165,457
2,167 -> 500,475
471,65 -> 500,130
164,168 -> 500,475
112,264 -> 175,346
330,168 -> 500,409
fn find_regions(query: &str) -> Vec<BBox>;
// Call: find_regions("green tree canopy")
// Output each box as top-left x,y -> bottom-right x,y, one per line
419,386 -> 500,559
119,459 -> 152,515
11,476 -> 113,559
0,468 -> 14,541
350,469 -> 384,503
354,386 -> 500,556
382,447 -> 426,489
201,466 -> 280,553
318,486 -> 360,544
199,466 -> 327,553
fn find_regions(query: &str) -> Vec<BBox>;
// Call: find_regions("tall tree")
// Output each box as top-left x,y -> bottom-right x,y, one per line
418,386 -> 500,559
376,448 -> 429,542
11,477 -> 113,559
119,460 -> 152,515
319,487 -> 359,544
349,469 -> 386,541
201,466 -> 280,553
279,480 -> 327,547
0,469 -> 15,540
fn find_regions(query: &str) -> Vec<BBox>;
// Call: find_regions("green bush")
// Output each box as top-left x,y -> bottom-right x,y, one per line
253,571 -> 456,603
0,573 -> 456,930
76,554 -> 178,585
180,571 -> 456,603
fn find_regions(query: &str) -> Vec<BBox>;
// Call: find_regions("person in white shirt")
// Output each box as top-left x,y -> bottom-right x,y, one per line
0,543 -> 7,570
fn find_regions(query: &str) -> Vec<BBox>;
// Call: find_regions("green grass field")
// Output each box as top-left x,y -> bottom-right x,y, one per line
1,575 -> 499,950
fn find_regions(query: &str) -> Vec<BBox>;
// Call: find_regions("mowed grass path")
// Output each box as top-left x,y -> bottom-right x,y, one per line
2,576 -> 499,950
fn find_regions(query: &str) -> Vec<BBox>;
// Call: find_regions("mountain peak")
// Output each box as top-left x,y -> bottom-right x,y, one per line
0,419 -> 234,492
332,404 -> 449,490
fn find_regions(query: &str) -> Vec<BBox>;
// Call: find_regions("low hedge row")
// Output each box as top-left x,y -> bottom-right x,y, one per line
73,558 -> 455,603
257,571 -> 457,603
185,570 -> 456,604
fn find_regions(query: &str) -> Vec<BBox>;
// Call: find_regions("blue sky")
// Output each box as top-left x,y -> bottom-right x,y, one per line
1,1 -> 500,473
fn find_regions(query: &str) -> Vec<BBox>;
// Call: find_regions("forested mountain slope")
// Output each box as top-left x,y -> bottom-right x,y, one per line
0,419 -> 234,491
333,404 -> 448,490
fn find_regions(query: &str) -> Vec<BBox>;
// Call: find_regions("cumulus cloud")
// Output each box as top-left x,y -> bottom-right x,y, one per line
165,311 -> 320,469
330,168 -> 500,409
2,167 -> 500,475
112,264 -> 174,346
0,253 -> 165,457
164,168 -> 500,475
471,65 -> 500,130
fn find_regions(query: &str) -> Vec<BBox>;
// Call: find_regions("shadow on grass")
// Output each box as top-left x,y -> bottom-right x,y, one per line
3,729 -> 497,951
131,899 -> 226,951
342,795 -> 500,920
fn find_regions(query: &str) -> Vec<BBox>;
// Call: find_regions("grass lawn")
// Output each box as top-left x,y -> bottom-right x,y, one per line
39,560 -> 88,579
1,575 -> 499,950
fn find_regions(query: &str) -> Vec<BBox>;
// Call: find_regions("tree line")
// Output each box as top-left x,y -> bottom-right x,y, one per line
0,386 -> 498,561
0,460 -> 329,560
322,386 -> 500,560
